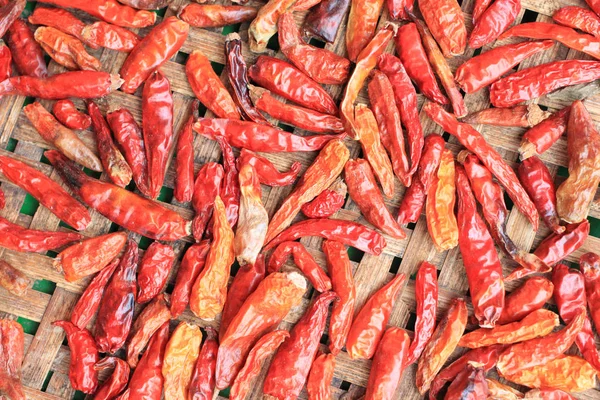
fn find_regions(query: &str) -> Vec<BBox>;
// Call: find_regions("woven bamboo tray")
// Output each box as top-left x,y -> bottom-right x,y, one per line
1,0 -> 600,398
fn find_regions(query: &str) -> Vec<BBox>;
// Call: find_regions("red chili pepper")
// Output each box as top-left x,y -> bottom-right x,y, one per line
6,18 -> 47,78
345,0 -> 384,62
0,319 -> 25,400
81,21 -> 139,52
535,220 -> 589,267
0,154 -> 91,231
416,134 -> 446,192
189,327 -> 219,400
53,100 -> 91,130
52,321 -> 99,394
498,276 -> 554,325
387,0 -> 413,19
0,39 -> 10,82
524,389 -> 576,400
268,241 -> 332,292
472,0 -> 492,22
137,242 -> 175,304
71,258 -> 119,329
0,215 -> 82,253
394,23 -> 448,105
581,253 -> 600,333
0,0 -> 24,39
47,150 -> 192,241
238,149 -> 301,187
120,16 -> 188,93
462,104 -> 550,128
94,357 -> 130,400
34,26 -> 102,71
215,135 -> 240,229
445,363 -> 489,400
487,378 -> 523,399
263,291 -> 338,399
0,260 -> 30,297
191,163 -> 224,241
302,0 -> 350,43
174,100 -> 199,203
469,0 -> 520,49
418,0 -> 465,57
456,40 -> 554,94
554,6 -> 600,37
306,352 -> 335,400
178,4 -> 257,27
171,241 -> 210,318
519,106 -> 570,160
301,188 -> 345,219
396,179 -> 426,225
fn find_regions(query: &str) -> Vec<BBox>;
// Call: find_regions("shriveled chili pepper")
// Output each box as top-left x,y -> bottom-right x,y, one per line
52,321 -> 99,394
425,102 -> 539,229
186,50 -> 240,120
54,232 -> 127,282
463,105 -> 550,128
586,0 -> 600,15
302,0 -> 350,43
426,149 -> 458,251
171,241 -> 210,318
490,60 -> 600,108
47,151 -> 192,241
278,12 -> 350,85
472,0 -> 492,22
249,55 -> 338,115
498,276 -> 554,325
345,0 -> 384,62
445,363 -> 489,400
6,18 -> 47,78
162,322 -> 202,400
23,102 -> 102,172
174,101 -> 198,203
53,100 -> 91,130
456,40 -> 554,94
248,0 -> 295,52
34,26 -> 102,71
268,241 -> 332,292
0,260 -> 30,297
0,215 -> 82,253
71,258 -> 119,329
534,220 -> 590,267
486,379 -> 523,399
137,242 -> 175,304
224,33 -> 269,125
306,352 -> 335,400
364,327 -> 410,400
519,106 -> 570,160
301,188 -> 345,218
418,0 -> 465,56
263,291 -> 338,399
0,319 -> 25,400
394,23 -> 448,105
388,0 -> 413,19
189,327 -> 218,400
120,16 -> 188,93
179,4 -> 257,27
126,293 -> 172,368
416,134 -> 446,192
0,187 -> 4,210
416,297 -> 468,394
581,252 -> 600,332
524,389 -> 575,399
553,6 -> 600,37
406,261 -> 438,365
215,135 -> 240,229
469,0 -> 520,49
0,40 -> 12,81
266,139 -> 349,242
0,0 -> 24,39
192,163 -> 224,241
228,330 -> 290,400
397,180 -> 426,225
238,150 -> 299,189
346,273 -> 406,360
94,357 -> 130,400
215,272 -> 306,388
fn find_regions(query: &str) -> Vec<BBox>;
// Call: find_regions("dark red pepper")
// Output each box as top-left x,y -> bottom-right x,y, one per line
137,242 -> 175,304
268,241 -> 332,292
302,0 -> 350,43
189,327 -> 219,400
174,100 -> 199,203
191,162 -> 224,241
94,357 -> 130,400
6,18 -> 47,78
171,241 -> 210,318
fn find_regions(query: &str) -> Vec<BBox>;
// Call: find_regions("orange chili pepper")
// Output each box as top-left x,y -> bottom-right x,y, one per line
301,188 -> 346,218
162,322 -> 202,400
191,163 -> 224,241
189,327 -> 218,400
345,0 -> 384,61
94,357 -> 130,400
365,327 -> 410,400
34,26 -> 101,71
6,18 -> 47,78
498,277 -> 554,325
170,241 -> 210,318
53,99 -> 91,130
426,149 -> 458,251
268,241 -> 332,292
519,106 -> 570,161
444,362 -> 489,400
174,101 -> 198,203
248,0 -> 295,52
137,242 -> 175,304
178,4 -> 257,27
463,105 -> 550,128
417,0 -> 465,57
306,352 -> 335,400
524,389 -> 574,399
486,379 -> 523,399
0,260 -> 30,297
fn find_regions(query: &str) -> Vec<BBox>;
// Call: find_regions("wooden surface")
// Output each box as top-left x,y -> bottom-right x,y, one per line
1,0 -> 600,398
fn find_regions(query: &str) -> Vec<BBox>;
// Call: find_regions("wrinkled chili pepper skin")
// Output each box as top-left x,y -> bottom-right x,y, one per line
192,163 -> 224,241
456,40 -> 554,94
444,363 -> 489,400
6,18 -> 47,78
170,241 -> 210,318
472,0 -> 492,22
463,105 -> 550,128
498,277 -> 554,325
229,330 -> 290,400
216,272 -> 306,389
52,321 -> 99,394
365,328 -> 410,400
556,100 -> 600,223
0,319 -> 25,400
524,389 -> 576,400
469,0 -> 520,49
137,242 -> 175,304
554,6 -> 600,38
0,0 -> 24,39
81,21 -> 140,52
53,100 -> 91,131
0,260 -> 30,297
519,106 -> 570,160
263,291 -> 338,399
301,189 -> 345,218
486,379 -> 523,399
426,149 -> 458,251
235,162 -> 267,265
179,4 -> 257,27
162,322 -> 202,400
397,179 -> 426,225
189,327 -> 218,400
534,220 -> 590,267
71,258 -> 119,330
175,101 -> 199,204
0,215 -> 83,253
418,0 -> 465,57
94,357 -> 130,400
490,60 -> 600,108
268,241 -> 332,292
238,149 -> 301,187
345,0 -> 384,62
46,151 -> 192,241
346,273 -> 407,360
416,134 -> 446,192
120,17 -> 188,94
306,352 -> 335,400
248,0 -> 295,53
302,0 -> 350,43
34,26 -> 102,71
581,252 -> 600,332
215,136 -> 240,230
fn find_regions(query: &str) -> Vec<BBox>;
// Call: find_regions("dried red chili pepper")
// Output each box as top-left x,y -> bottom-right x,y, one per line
0,187 -> 4,210
387,0 -> 413,19
215,272 -> 306,388
54,232 -> 127,282
81,21 -> 139,52
71,258 -> 119,329
463,105 -> 550,128
186,50 -> 240,120
406,261 -> 438,365
162,322 -> 202,400
137,242 -> 175,304
586,0 -> 600,15
469,0 -> 520,49
238,149 -> 301,188
0,0 -> 24,39
486,379 -> 522,399
23,102 -> 102,172
116,0 -> 171,9
418,0 -> 465,56
0,319 -> 25,400
306,352 -> 335,400
416,297 -> 468,394
6,18 -> 47,78
278,12 -> 350,85
0,215 -> 82,253
518,156 -> 564,234
189,327 -> 218,400
38,0 -> 156,28
426,149 -> 458,251
301,188 -> 345,218
554,6 -> 600,37
179,4 -> 257,27
52,321 -> 99,394
498,276 -> 554,325
524,389 -> 575,400
415,134 -> 445,192
456,40 -> 554,94
228,330 -> 290,400
248,0 -> 295,52
235,163 -> 267,266
0,260 -> 30,297
345,0 -> 384,61
53,100 -> 91,130
534,220 -> 589,267
302,0 -> 350,43
127,293 -> 172,368
519,106 -> 570,160
171,241 -> 210,318
215,135 -> 240,229
490,60 -> 600,108
47,150 -> 192,241
445,363 -> 489,400
263,291 -> 338,399
34,26 -> 102,71
581,252 -> 600,332
0,39 -> 10,82
174,101 -> 198,204
268,241 -> 332,292
120,16 -> 188,93
266,139 -> 349,242
472,0 -> 492,22
94,357 -> 130,400
397,180 -> 426,225
191,162 -> 224,241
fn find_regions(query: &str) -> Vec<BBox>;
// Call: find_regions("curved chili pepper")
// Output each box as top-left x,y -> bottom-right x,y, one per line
30,7 -> 97,49
365,327 -> 410,400
248,0 -> 295,52
228,330 -> 290,400
395,23 -> 448,105
301,188 -> 345,218
397,179 -> 426,225
581,252 -> 600,332
224,33 -> 269,125
524,389 -> 576,399
174,101 -> 198,203
469,0 -> 520,49
519,106 -> 570,160
120,16 -> 188,93
106,108 -> 151,197
463,105 -> 550,128
415,134 -> 445,192
186,49 -> 240,120
162,322 -> 202,400
71,258 -> 119,329
34,26 -> 102,71
486,379 -> 523,399
472,0 -> 492,22
215,135 -> 240,229
302,0 -> 350,43
268,241 -> 332,292
445,363 -> 489,400
554,6 -> 600,38
137,242 -> 175,304
346,273 -> 406,359
534,220 -> 590,267
46,150 -> 192,241
23,102 -> 102,172
278,12 -> 350,85
266,139 -> 349,242
263,291 -> 338,399
426,149 -> 458,251
0,260 -> 30,297
94,357 -> 130,400
52,321 -> 99,394
189,327 -> 218,400
53,232 -> 127,282
235,163 -> 267,266
38,0 -> 156,28
238,149 -> 301,188
456,40 -> 554,94
518,156 -> 565,234
0,215 -> 82,253
306,352 -> 335,400
6,18 -> 47,78
490,60 -> 600,108
345,0 -> 384,61
215,272 -> 306,389
498,276 -> 554,325
406,261 -> 438,365
418,0 -> 465,57
171,241 -> 210,318
0,319 -> 25,400
179,4 -> 257,27
53,100 -> 91,130
0,0 -> 24,39
81,21 -> 139,52
249,55 -> 338,115
416,297 -> 468,394
192,162 -> 224,241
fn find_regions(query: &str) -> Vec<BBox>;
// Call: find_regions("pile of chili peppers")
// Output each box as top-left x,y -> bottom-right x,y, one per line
0,0 -> 600,398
